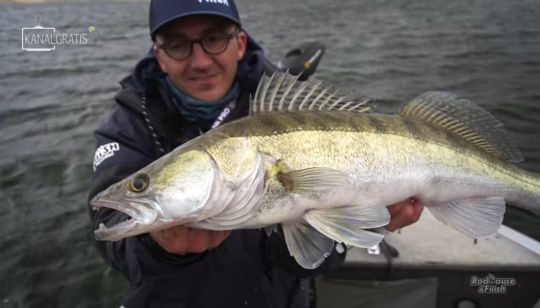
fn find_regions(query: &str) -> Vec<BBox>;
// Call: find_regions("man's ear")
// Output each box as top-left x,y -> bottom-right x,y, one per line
236,31 -> 247,61
153,45 -> 168,73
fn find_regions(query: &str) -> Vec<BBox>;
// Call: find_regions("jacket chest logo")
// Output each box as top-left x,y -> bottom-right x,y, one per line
93,142 -> 120,171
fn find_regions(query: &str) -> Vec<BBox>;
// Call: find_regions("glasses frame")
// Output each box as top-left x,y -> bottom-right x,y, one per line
156,29 -> 240,60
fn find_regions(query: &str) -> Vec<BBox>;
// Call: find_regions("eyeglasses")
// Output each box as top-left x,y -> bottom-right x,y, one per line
156,30 -> 239,60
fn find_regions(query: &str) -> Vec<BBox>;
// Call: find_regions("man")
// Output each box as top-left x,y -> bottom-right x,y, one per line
89,1 -> 423,307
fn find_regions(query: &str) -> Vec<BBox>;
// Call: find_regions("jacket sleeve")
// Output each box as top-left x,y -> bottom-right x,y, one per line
88,107 -> 156,273
89,105 -> 205,277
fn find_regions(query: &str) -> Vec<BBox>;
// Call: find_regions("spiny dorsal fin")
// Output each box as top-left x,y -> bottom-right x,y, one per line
250,72 -> 371,114
400,91 -> 523,162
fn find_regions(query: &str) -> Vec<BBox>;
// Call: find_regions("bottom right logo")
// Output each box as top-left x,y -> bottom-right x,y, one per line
470,273 -> 517,294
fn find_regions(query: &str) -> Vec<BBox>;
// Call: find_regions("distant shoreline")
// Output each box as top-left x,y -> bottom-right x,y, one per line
0,0 -> 49,3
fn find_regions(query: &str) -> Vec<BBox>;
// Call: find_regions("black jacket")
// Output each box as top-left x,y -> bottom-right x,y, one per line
88,37 -> 345,308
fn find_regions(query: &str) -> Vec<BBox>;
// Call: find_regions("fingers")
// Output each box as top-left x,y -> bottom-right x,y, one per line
385,199 -> 424,232
387,200 -> 407,217
151,226 -> 189,254
151,226 -> 231,254
206,230 -> 232,250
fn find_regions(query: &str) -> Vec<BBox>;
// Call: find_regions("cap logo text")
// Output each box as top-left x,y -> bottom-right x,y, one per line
198,0 -> 229,6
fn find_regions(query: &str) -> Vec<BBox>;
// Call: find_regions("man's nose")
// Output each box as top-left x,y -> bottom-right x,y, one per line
189,42 -> 212,69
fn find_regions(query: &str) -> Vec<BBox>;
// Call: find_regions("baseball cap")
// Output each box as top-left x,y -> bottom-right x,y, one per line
149,0 -> 242,39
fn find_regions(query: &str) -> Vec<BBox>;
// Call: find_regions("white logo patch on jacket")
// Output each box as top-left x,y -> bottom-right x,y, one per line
93,142 -> 120,171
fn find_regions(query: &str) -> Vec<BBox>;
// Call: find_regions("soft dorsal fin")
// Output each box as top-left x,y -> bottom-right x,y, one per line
250,72 -> 371,114
400,91 -> 523,162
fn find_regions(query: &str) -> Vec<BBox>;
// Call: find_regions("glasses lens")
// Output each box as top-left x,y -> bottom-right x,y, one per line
164,37 -> 191,60
161,30 -> 237,59
202,33 -> 232,54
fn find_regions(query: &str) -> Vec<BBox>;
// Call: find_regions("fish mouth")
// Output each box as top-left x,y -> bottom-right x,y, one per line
91,195 -> 159,240
94,219 -> 141,241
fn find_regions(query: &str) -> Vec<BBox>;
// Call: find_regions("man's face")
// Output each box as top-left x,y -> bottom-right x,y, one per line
153,15 -> 247,102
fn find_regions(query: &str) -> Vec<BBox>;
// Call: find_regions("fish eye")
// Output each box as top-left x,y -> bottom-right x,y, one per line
128,174 -> 150,193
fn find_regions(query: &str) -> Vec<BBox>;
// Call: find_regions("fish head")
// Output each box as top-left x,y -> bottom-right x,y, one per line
91,149 -> 219,240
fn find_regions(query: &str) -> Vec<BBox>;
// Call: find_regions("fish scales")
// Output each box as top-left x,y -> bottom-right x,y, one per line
91,72 -> 540,269
204,111 -> 540,217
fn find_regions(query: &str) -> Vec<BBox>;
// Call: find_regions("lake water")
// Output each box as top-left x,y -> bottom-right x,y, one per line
1,0 -> 539,307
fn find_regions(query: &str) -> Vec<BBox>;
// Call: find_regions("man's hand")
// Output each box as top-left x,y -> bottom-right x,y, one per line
385,198 -> 424,232
151,226 -> 231,255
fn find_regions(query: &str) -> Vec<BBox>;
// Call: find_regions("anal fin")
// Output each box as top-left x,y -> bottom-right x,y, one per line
428,196 -> 506,238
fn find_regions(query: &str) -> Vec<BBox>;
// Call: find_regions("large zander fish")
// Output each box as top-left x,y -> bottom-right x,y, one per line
91,72 -> 540,269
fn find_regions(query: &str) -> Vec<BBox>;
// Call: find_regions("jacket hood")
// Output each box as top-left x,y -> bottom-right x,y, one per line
125,33 -> 265,94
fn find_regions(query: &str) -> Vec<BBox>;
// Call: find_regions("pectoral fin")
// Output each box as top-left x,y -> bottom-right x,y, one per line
428,197 -> 506,238
282,221 -> 335,269
304,204 -> 390,248
278,167 -> 351,193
